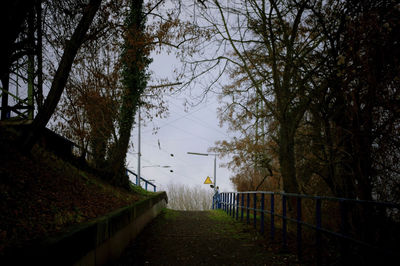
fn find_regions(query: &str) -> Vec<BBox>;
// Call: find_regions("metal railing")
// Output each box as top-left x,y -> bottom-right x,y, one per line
126,169 -> 156,192
71,142 -> 157,192
3,127 -> 157,193
216,191 -> 400,265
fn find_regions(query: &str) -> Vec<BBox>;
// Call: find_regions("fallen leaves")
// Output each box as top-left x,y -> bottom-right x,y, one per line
0,135 -> 140,254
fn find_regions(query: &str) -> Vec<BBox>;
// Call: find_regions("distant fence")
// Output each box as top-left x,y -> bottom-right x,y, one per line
216,191 -> 400,265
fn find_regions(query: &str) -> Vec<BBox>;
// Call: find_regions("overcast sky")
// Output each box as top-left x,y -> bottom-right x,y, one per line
126,50 -> 236,193
2,1 -> 236,193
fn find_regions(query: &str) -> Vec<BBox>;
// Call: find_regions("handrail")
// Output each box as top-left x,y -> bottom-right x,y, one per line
126,169 -> 156,192
1,127 -> 157,193
216,191 -> 400,265
71,142 -> 157,192
220,190 -> 400,208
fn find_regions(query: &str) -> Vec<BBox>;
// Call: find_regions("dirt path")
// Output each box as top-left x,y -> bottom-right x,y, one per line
111,209 -> 299,265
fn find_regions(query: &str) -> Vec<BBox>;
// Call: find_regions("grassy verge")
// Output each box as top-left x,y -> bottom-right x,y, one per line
129,182 -> 156,197
208,210 -> 260,240
160,208 -> 180,220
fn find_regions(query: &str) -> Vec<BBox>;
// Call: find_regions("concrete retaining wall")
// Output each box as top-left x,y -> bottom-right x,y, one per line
2,192 -> 167,266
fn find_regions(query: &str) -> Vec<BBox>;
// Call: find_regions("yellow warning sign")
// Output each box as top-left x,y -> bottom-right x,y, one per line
204,176 -> 213,184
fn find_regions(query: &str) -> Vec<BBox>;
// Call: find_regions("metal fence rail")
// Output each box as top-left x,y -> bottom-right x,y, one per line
126,169 -> 156,192
72,142 -> 156,192
216,191 -> 400,265
71,142 -> 156,192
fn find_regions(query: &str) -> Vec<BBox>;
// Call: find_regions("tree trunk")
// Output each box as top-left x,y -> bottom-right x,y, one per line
21,0 -> 102,151
27,7 -> 35,120
90,127 -> 109,169
35,0 -> 43,109
1,75 -> 10,120
107,0 -> 149,189
278,123 -> 299,194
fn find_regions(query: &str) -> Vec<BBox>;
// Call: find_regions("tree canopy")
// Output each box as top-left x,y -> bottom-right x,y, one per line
1,0 -> 399,203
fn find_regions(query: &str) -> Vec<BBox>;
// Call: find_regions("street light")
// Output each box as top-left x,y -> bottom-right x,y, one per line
187,152 -> 218,192
137,105 -> 142,187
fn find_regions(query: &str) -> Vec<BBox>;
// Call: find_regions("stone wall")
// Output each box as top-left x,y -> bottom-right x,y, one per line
2,192 -> 167,266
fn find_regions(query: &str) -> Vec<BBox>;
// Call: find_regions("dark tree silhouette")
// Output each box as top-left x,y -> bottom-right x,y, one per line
21,0 -> 102,151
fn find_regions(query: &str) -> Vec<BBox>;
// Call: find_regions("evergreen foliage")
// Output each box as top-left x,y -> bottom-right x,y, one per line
108,0 -> 152,188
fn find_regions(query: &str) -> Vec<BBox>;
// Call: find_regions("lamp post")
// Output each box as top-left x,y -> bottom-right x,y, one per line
137,105 -> 142,186
187,152 -> 218,209
187,152 -> 218,192
136,100 -> 175,186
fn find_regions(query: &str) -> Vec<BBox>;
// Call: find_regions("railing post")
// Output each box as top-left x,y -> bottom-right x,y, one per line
145,181 -> 148,191
247,193 -> 250,224
227,193 -> 229,214
271,193 -> 275,240
236,193 -> 239,220
282,194 -> 287,250
241,193 -> 244,221
253,193 -> 257,229
316,197 -> 322,265
224,193 -> 227,212
232,192 -> 236,218
261,193 -> 265,235
212,194 -> 214,210
154,185 -> 156,192
215,190 -> 400,265
297,196 -> 302,261
226,193 -> 229,214
229,193 -> 232,216
226,193 -> 229,212
226,193 -> 228,213
220,193 -> 223,210
232,192 -> 235,217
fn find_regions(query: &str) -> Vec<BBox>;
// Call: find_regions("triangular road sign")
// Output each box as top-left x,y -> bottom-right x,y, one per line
204,176 -> 213,184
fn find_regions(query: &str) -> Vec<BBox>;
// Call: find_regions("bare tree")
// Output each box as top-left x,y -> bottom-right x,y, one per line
165,183 -> 213,211
174,0 -> 323,194
21,0 -> 103,151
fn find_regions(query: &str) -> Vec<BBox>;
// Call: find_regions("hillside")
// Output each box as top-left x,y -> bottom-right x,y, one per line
0,127 -> 145,254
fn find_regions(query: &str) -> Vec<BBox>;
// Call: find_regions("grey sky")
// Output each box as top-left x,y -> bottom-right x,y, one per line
126,51 -> 236,192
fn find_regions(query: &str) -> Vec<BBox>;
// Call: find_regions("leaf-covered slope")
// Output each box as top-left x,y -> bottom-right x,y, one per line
0,128 -> 141,254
